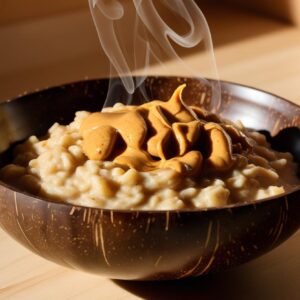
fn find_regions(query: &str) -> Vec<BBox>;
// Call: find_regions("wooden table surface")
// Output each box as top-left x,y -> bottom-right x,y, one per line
0,4 -> 300,300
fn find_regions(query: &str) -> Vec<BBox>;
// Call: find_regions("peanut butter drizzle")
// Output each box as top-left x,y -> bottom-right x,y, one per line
80,84 -> 252,176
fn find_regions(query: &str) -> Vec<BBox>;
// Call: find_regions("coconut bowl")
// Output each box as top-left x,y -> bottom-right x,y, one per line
0,77 -> 299,280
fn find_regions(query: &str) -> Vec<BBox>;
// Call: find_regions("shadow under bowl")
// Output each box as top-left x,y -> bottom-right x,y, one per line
0,77 -> 299,280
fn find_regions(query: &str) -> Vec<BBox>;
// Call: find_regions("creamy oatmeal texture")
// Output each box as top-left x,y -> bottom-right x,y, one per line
0,86 -> 299,210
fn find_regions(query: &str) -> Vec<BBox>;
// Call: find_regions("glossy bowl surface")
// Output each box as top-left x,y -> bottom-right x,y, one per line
0,77 -> 299,280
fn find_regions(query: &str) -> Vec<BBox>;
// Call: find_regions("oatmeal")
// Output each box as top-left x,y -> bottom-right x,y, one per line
0,85 -> 299,210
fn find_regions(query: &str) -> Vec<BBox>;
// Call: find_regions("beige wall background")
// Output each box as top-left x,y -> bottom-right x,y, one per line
0,0 -> 299,101
0,0 -> 87,25
1,0 -> 300,26
222,0 -> 300,25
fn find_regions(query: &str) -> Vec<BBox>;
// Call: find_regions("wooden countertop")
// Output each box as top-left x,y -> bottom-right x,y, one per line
0,4 -> 300,300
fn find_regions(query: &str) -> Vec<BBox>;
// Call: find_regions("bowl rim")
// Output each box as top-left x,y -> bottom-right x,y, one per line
0,77 -> 299,214
0,178 -> 299,214
3,76 -> 300,112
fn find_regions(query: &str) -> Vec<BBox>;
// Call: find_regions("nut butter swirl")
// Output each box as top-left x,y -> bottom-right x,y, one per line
80,85 -> 252,176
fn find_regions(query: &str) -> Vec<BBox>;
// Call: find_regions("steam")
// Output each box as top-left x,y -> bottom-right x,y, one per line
89,0 -> 221,111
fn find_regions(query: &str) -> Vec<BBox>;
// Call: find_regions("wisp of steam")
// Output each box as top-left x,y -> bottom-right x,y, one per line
89,0 -> 221,111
